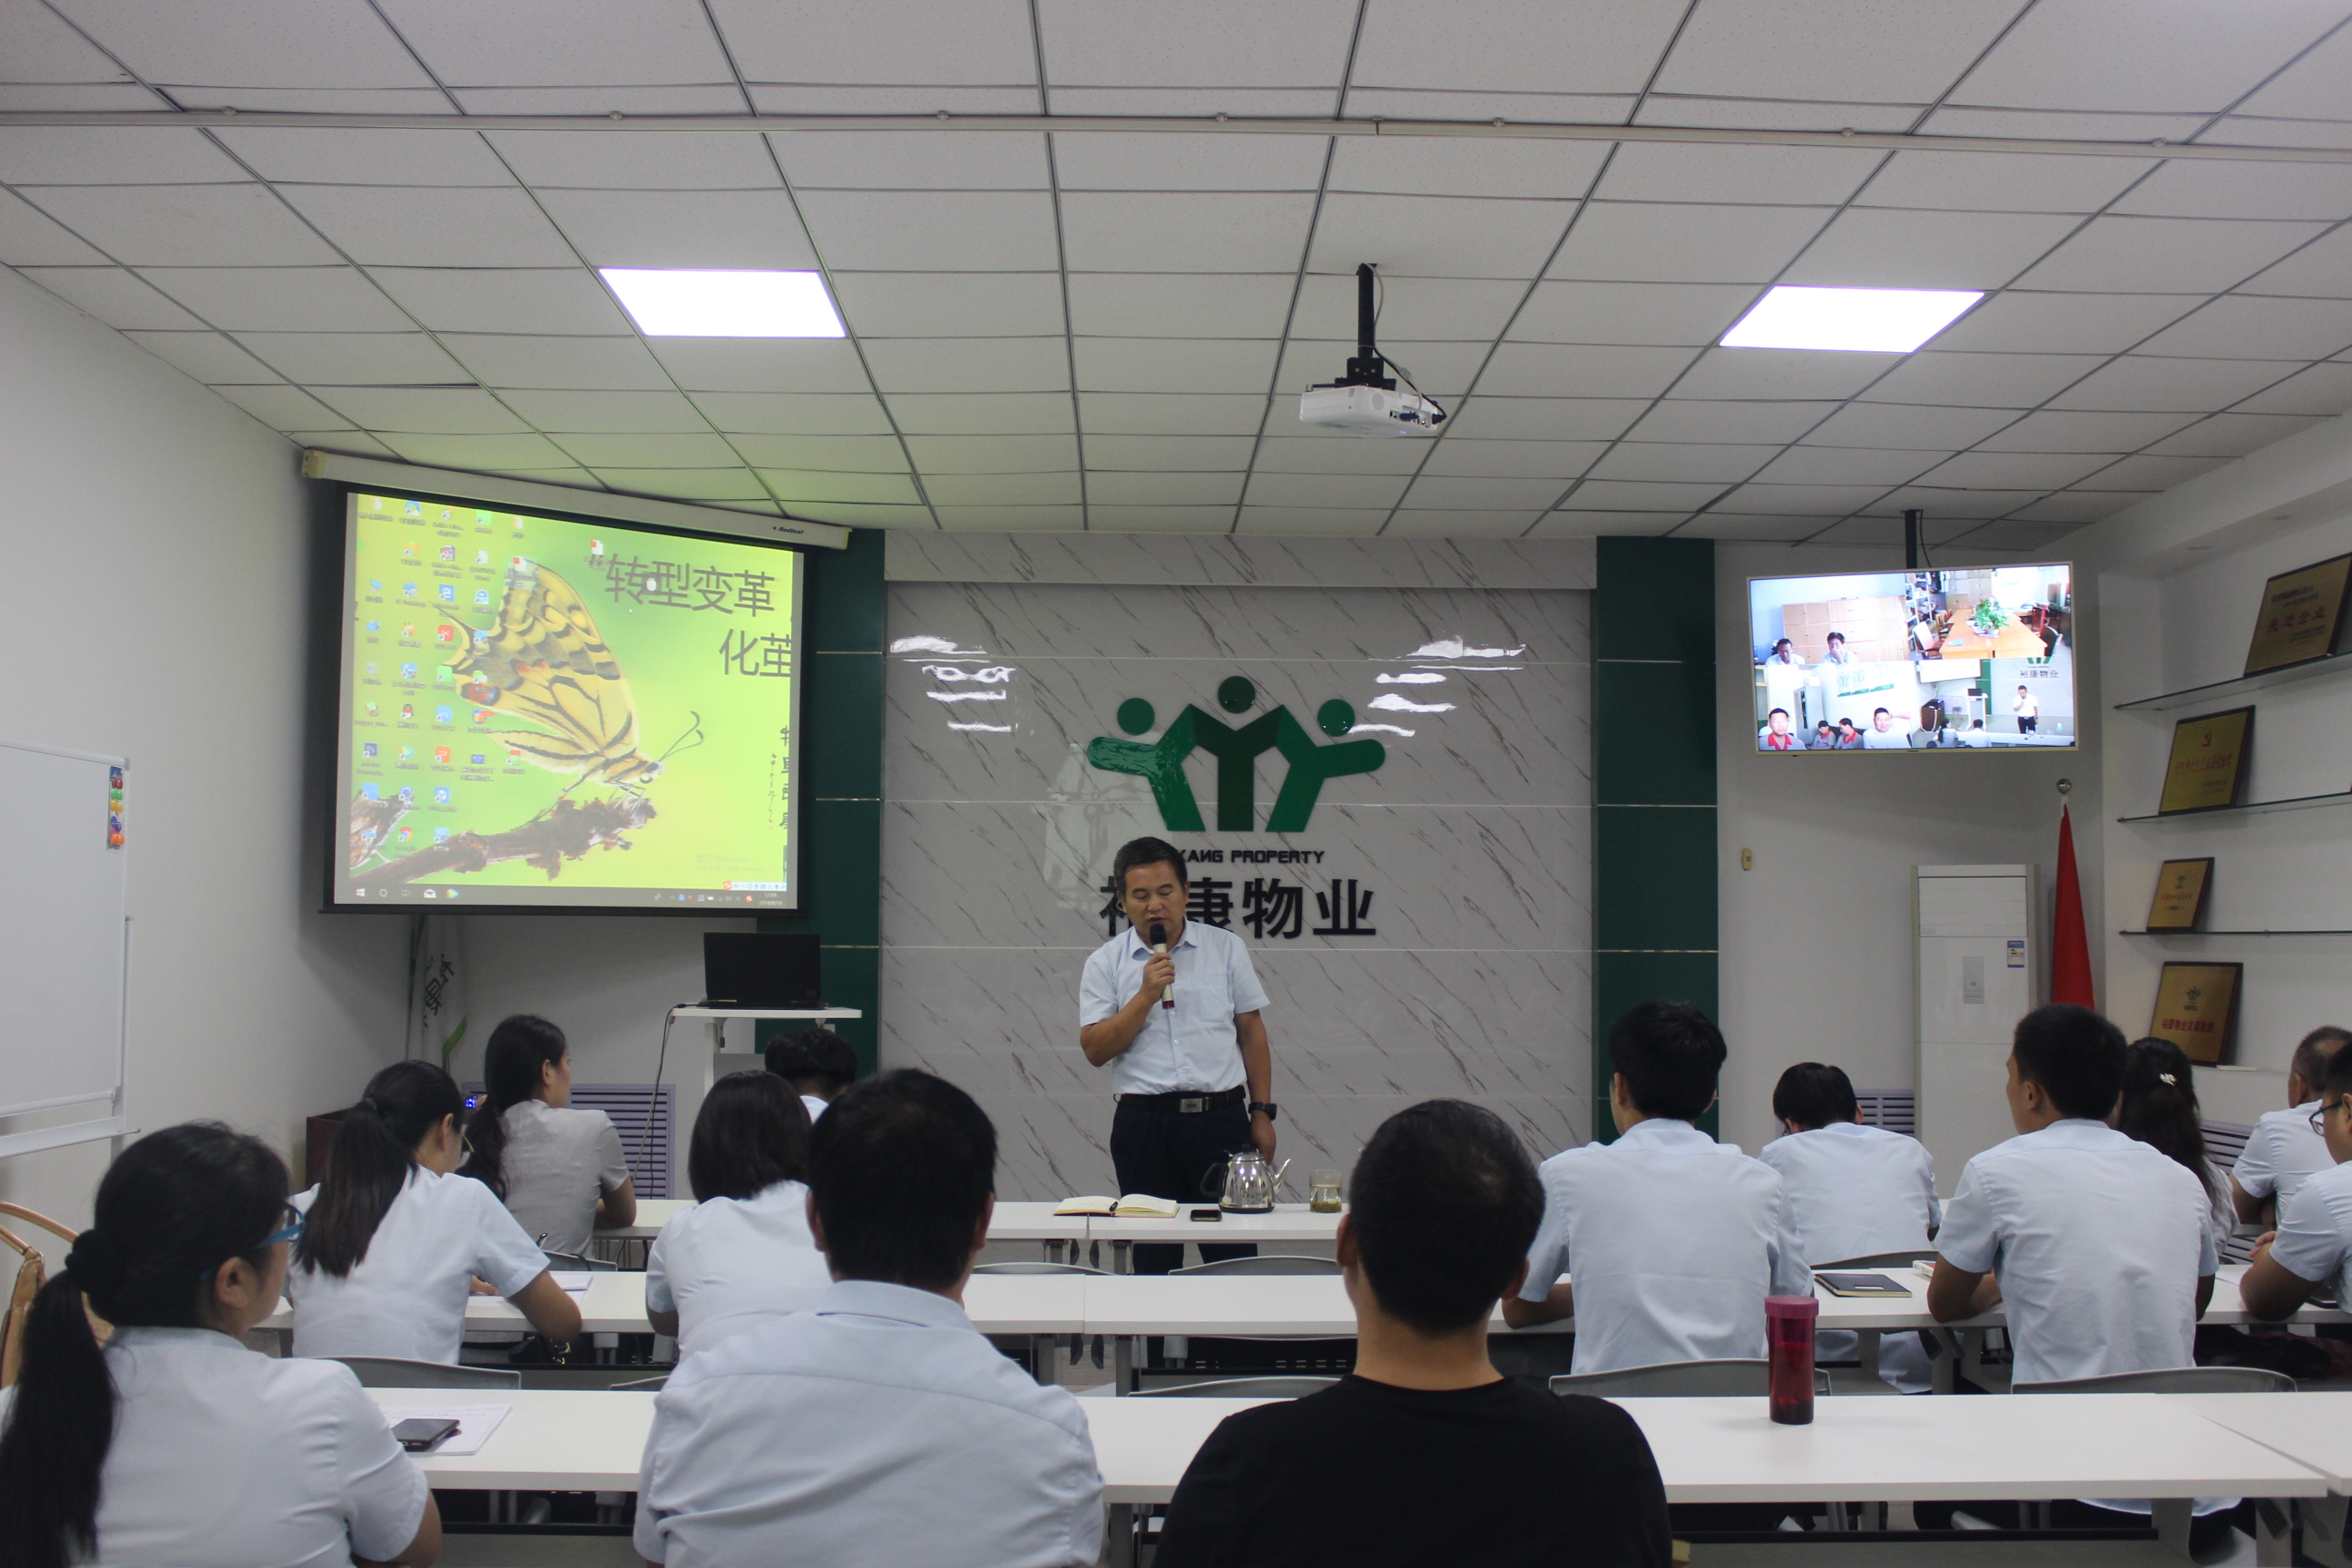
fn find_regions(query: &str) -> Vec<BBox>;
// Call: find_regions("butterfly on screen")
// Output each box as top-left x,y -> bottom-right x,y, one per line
450,562 -> 667,791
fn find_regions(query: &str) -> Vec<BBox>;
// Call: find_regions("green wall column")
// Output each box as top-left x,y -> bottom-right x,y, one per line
758,528 -> 884,1075
1592,536 -> 1719,1139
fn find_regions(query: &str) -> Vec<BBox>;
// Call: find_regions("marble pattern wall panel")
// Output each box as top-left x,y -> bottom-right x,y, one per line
880,579 -> 1592,1200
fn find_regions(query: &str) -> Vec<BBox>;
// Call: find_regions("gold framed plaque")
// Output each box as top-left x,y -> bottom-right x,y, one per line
2244,553 -> 2352,677
2158,706 -> 2254,815
2148,961 -> 2243,1065
2144,858 -> 2215,932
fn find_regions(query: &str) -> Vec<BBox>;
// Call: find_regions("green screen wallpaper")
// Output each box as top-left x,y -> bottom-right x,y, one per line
335,490 -> 803,910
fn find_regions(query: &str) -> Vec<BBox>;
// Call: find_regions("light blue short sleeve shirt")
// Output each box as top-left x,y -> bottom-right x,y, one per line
1516,1118 -> 1811,1375
2269,1159 -> 2352,1303
1936,1119 -> 2217,1387
1078,919 -> 1270,1095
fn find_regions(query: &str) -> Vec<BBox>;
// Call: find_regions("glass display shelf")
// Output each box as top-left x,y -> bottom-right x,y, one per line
2118,789 -> 2352,824
2114,650 -> 2352,714
2120,928 -> 2352,936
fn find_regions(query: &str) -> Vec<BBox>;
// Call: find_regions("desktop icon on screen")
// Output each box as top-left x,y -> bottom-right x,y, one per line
397,745 -> 415,762
475,589 -> 491,605
475,549 -> 491,564
433,787 -> 451,805
397,787 -> 414,803
438,545 -> 456,563
400,662 -> 417,680
368,578 -> 382,591
436,665 -> 453,683
401,543 -> 416,560
469,752 -> 485,765
434,747 -> 450,765
434,827 -> 452,843
436,624 -> 456,643
361,742 -> 378,760
366,620 -> 381,633
400,623 -> 416,640
398,703 -> 414,721
363,702 -> 378,720
359,782 -> 379,799
434,705 -> 453,723
437,585 -> 456,603
404,501 -> 421,517
364,662 -> 378,678
472,709 -> 493,724
397,827 -> 413,843
402,583 -> 417,597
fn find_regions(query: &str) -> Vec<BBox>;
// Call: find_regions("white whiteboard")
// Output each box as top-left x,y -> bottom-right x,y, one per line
0,738 -> 128,1158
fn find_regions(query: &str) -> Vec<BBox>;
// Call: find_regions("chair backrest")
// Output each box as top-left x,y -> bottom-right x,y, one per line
325,1355 -> 523,1389
1551,1358 -> 1774,1398
972,1261 -> 1107,1275
1132,1376 -> 1340,1399
610,1374 -> 668,1392
2017,1366 -> 2296,1396
1815,1251 -> 1936,1271
542,1250 -> 620,1272
1169,1255 -> 1343,1277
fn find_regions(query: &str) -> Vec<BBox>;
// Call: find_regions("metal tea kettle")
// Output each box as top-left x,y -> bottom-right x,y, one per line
1212,1151 -> 1286,1213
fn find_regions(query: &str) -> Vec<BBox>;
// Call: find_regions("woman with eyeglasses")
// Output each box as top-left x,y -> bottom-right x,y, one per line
0,1122 -> 440,1568
287,1060 -> 580,1364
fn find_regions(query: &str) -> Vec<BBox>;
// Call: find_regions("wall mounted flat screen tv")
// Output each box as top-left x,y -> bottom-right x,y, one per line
329,488 -> 804,911
1749,564 -> 2074,752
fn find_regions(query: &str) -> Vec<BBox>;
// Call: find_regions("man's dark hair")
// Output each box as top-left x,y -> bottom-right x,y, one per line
1113,836 -> 1188,893
808,1069 -> 995,1291
1768,707 -> 1788,720
1873,707 -> 1890,718
1827,631 -> 1846,643
2292,1026 -> 2352,1095
689,1070 -> 810,1202
767,1025 -> 859,1095
2321,1044 -> 2352,1100
1609,1002 -> 1726,1122
2012,1004 -> 2127,1120
1350,1101 -> 1543,1335
1772,1062 -> 1860,1130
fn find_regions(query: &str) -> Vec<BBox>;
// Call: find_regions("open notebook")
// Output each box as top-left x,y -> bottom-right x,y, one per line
1053,1194 -> 1181,1219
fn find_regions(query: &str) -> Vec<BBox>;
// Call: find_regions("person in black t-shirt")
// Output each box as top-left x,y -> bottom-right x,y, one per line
1153,1100 -> 1672,1568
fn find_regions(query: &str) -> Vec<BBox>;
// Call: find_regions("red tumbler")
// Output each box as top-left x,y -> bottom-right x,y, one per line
1766,1295 -> 1818,1426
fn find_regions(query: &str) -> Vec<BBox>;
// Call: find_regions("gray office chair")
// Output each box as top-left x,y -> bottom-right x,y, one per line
1169,1255 -> 1342,1276
1551,1358 -> 1831,1398
2017,1367 -> 2297,1395
610,1374 -> 668,1392
326,1355 -> 522,1389
972,1260 -> 1108,1274
1816,1251 -> 1935,1271
542,1250 -> 619,1271
1132,1376 -> 1339,1399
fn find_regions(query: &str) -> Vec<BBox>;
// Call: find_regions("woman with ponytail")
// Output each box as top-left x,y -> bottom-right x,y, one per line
460,1015 -> 634,1255
2117,1037 -> 2233,1235
288,1060 -> 581,1364
0,1122 -> 439,1568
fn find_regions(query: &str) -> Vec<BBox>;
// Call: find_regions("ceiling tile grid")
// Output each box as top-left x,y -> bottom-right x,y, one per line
7,0 -> 2352,545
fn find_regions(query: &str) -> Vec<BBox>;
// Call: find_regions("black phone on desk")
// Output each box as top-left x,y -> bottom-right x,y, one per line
393,1417 -> 459,1452
1190,1208 -> 1222,1222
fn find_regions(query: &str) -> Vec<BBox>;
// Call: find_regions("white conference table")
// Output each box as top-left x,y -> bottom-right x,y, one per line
596,1200 -> 1331,1253
261,1271 -> 1092,1341
370,1389 -> 2328,1565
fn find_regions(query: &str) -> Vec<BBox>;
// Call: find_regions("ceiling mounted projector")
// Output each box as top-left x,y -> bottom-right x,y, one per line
1300,264 -> 1446,437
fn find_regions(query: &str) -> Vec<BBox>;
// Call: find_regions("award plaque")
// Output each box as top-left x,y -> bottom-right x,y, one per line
2148,961 -> 2244,1065
2144,858 -> 2214,932
2244,553 -> 2352,676
2157,706 -> 2254,815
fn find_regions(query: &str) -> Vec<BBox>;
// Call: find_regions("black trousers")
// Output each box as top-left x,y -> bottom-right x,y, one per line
1110,1101 -> 1260,1275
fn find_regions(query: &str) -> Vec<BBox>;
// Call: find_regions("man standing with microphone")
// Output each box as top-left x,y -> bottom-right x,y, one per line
1080,836 -> 1277,1274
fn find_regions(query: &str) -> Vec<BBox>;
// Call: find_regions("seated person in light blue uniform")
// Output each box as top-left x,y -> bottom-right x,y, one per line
637,1070 -> 1103,1567
2232,1025 -> 2351,1229
2243,1044 -> 2352,1319
1926,1005 -> 2225,1547
1759,1062 -> 1937,1393
1504,1002 -> 1809,1374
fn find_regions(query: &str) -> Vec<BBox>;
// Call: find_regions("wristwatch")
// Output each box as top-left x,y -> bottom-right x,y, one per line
1249,1101 -> 1279,1121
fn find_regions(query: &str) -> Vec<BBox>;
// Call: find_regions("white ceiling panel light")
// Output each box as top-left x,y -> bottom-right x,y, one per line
1720,286 -> 1984,353
600,269 -> 845,338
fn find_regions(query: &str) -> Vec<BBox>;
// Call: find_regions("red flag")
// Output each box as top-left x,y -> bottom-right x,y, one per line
2051,804 -> 2095,1008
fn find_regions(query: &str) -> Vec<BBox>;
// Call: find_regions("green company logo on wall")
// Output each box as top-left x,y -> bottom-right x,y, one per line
1085,676 -> 1386,833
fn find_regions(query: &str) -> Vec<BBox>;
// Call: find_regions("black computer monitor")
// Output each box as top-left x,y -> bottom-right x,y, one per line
703,933 -> 822,1008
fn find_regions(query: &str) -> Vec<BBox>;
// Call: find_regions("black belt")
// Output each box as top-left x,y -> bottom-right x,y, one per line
1118,1085 -> 1246,1113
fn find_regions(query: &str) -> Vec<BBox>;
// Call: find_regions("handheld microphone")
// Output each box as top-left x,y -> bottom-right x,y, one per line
1148,921 -> 1175,1010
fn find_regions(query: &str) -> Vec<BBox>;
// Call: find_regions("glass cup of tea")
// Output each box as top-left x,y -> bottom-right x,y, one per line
1308,1169 -> 1344,1213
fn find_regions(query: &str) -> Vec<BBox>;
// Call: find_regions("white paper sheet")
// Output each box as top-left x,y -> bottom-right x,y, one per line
382,1402 -> 513,1456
